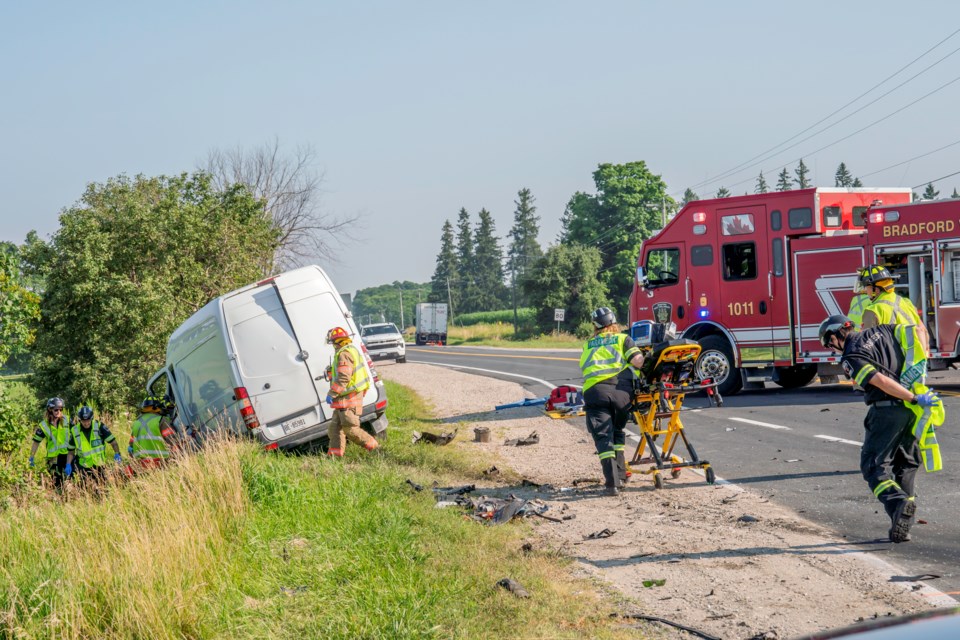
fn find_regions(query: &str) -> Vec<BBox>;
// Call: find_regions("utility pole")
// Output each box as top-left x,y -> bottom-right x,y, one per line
398,287 -> 404,328
511,260 -> 518,337
446,276 -> 454,321
662,195 -> 666,227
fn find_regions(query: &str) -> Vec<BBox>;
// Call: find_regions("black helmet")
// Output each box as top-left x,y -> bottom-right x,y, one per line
856,264 -> 899,292
819,314 -> 853,348
46,397 -> 64,411
77,406 -> 94,421
591,307 -> 616,329
140,396 -> 162,414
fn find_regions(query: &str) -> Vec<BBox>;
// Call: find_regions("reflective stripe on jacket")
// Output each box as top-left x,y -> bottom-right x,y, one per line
847,293 -> 870,328
580,332 -> 640,392
39,419 -> 71,459
131,414 -> 170,459
895,324 -> 944,472
72,422 -> 106,468
867,291 -> 922,326
330,343 -> 370,409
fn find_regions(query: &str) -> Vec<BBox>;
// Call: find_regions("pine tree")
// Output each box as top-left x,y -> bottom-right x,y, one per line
834,162 -> 853,187
794,159 -> 811,189
952,188 -> 959,198
455,207 -> 479,313
507,188 -> 542,309
716,187 -> 731,198
776,168 -> 792,192
681,188 -> 700,205
429,220 -> 458,310
755,171 -> 769,194
923,183 -> 940,200
473,208 -> 508,311
852,177 -> 863,187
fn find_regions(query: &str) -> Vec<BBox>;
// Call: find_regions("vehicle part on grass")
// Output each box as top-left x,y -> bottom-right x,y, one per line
533,512 -> 564,523
504,431 -> 539,446
482,465 -> 500,476
458,495 -> 549,525
495,397 -> 548,411
496,578 -> 530,598
405,479 -> 424,492
612,613 -> 721,640
412,428 -> 457,445
432,484 -> 475,496
584,528 -> 616,540
473,427 -> 490,443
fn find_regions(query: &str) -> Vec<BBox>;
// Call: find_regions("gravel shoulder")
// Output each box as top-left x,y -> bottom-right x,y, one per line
380,362 -> 949,640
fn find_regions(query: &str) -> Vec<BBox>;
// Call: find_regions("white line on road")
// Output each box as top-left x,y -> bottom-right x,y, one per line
409,360 -> 557,390
815,435 -> 863,446
728,416 -> 792,430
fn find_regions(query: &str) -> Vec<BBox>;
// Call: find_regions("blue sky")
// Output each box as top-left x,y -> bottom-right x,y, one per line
2,1 -> 959,295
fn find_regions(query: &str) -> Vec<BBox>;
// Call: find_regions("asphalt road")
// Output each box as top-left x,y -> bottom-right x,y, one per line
406,344 -> 960,599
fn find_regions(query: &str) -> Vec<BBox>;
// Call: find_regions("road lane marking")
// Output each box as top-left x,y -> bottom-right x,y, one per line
815,435 -> 863,446
407,347 -> 577,362
728,417 -> 791,430
410,360 -> 557,390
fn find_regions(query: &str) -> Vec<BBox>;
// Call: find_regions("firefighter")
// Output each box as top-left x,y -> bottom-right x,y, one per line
325,326 -> 378,457
128,395 -> 178,471
847,291 -> 870,329
28,397 -> 75,489
580,307 -> 645,496
66,405 -> 122,484
858,264 -> 929,353
820,314 -> 943,543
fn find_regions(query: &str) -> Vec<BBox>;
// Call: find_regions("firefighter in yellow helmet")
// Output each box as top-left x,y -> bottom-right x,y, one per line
127,395 -> 178,472
324,326 -> 378,457
858,264 -> 929,353
580,307 -> 645,496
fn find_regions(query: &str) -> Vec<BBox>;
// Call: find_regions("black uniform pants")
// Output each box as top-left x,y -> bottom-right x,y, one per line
861,404 -> 921,518
584,383 -> 631,456
46,454 -> 69,490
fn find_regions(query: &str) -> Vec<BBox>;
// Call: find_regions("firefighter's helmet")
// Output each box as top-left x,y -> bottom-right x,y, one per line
77,406 -> 94,421
326,326 -> 350,344
591,307 -> 617,329
140,396 -> 163,414
45,397 -> 65,412
819,314 -> 854,349
855,264 -> 899,293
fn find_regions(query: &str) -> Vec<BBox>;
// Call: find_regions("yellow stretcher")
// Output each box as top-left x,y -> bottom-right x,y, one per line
629,339 -> 723,489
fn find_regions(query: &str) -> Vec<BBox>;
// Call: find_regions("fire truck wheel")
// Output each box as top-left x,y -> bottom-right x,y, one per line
696,335 -> 742,396
773,364 -> 818,389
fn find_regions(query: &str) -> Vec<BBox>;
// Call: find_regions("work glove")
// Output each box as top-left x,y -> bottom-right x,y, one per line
64,463 -> 73,478
114,453 -> 122,463
914,391 -> 940,407
325,394 -> 334,406
28,456 -> 34,468
128,445 -> 134,455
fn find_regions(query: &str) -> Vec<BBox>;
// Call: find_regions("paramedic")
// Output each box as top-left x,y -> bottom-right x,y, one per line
66,405 -> 122,483
580,307 -> 645,496
29,397 -> 74,489
325,326 -> 379,457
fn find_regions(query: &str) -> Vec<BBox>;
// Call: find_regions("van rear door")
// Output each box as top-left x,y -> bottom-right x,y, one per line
223,285 -> 327,432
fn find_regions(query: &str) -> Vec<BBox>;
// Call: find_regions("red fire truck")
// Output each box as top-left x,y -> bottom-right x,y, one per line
627,187 -> 960,394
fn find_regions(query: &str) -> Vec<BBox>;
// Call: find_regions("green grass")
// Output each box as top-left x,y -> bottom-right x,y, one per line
454,308 -> 536,327
0,380 -> 644,639
445,323 -> 582,349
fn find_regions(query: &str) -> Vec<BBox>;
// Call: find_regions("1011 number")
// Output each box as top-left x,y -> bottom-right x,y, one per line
727,301 -> 755,316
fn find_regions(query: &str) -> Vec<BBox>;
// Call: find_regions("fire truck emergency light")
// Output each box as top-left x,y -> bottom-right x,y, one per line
699,309 -> 709,318
692,212 -> 706,223
868,211 -> 900,224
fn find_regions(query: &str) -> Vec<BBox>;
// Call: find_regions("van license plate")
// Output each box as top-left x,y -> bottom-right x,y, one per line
281,415 -> 309,434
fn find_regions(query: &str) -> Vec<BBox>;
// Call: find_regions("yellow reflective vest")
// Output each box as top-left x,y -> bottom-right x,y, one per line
865,290 -> 922,327
131,414 -> 170,460
580,332 -> 640,392
848,293 -> 870,328
895,324 -> 943,473
71,422 -> 107,468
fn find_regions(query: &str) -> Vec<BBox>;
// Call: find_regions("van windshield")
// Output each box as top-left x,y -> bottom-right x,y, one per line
362,324 -> 400,336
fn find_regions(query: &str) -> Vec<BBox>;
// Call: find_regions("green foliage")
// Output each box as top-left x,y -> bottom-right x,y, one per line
353,281 -> 430,328
755,171 -> 769,194
776,167 -> 793,192
923,183 -> 940,200
455,308 -> 535,327
26,172 -> 279,410
0,253 -> 41,368
852,177 -> 863,187
715,187 -> 731,198
471,208 -> 508,311
681,188 -> 700,205
507,188 -> 543,308
794,158 -> 811,189
559,161 -> 671,314
0,384 -> 29,454
834,162 -> 853,187
953,187 -> 959,198
523,244 -> 608,337
428,219 -> 457,306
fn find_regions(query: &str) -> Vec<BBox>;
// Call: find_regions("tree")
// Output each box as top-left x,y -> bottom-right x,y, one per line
0,251 -> 40,369
952,188 -> 959,198
681,188 -> 700,205
776,168 -> 792,192
454,208 -> 480,313
716,187 -> 731,198
794,159 -> 811,189
203,138 -> 356,272
923,183 -> 940,200
472,209 -> 508,311
353,280 -> 429,328
852,177 -> 863,187
507,188 -> 542,309
754,172 -> 769,194
429,219 -> 458,309
834,162 -> 853,187
559,162 -> 671,314
523,244 -> 607,337
26,173 -> 279,408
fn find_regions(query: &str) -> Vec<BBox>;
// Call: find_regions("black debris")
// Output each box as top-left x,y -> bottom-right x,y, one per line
412,429 -> 458,446
504,431 -> 539,446
405,479 -> 424,492
737,515 -> 759,523
585,528 -> 616,540
432,484 -> 475,496
496,578 -> 530,598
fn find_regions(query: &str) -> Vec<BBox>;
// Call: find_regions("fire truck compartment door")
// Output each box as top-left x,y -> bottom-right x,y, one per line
792,246 -> 864,357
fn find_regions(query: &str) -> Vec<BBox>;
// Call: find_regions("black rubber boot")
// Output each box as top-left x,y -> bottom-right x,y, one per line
616,451 -> 630,485
889,498 -> 916,543
601,458 -> 621,496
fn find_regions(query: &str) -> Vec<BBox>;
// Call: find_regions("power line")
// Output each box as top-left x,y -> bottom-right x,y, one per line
860,137 -> 960,179
913,169 -> 960,190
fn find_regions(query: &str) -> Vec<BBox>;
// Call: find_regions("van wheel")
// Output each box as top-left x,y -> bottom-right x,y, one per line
773,364 -> 817,389
696,335 -> 742,396
396,356 -> 406,364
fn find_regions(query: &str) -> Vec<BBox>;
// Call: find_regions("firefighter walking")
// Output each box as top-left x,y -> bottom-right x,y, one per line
580,307 -> 645,496
857,263 -> 929,352
28,397 -> 75,489
325,326 -> 378,457
128,396 -> 178,471
67,405 -> 122,484
820,314 -> 944,542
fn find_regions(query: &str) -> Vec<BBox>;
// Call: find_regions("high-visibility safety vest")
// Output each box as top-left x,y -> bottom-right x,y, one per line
848,293 -> 870,328
895,324 -> 943,473
867,290 -> 922,326
72,422 -> 107,468
131,414 -> 170,460
334,344 -> 370,395
38,419 -> 71,459
580,332 -> 640,392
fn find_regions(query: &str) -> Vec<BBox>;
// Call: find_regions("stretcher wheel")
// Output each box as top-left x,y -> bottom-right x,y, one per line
671,467 -> 682,479
653,473 -> 664,490
705,467 -> 716,485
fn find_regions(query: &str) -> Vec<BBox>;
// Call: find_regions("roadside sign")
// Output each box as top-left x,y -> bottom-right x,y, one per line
554,308 -> 565,321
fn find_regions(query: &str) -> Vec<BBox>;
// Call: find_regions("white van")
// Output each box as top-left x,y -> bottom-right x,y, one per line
146,265 -> 388,449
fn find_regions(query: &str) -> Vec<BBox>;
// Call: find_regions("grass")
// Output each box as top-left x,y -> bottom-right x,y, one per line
0,380 -> 645,639
444,323 -> 582,349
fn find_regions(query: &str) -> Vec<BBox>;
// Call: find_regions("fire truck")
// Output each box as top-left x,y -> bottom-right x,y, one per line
627,187 -> 960,394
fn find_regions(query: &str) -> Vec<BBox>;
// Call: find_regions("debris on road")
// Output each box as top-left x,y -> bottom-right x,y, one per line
482,465 -> 500,477
405,479 -> 424,492
496,577 -> 531,598
504,431 -> 539,446
495,397 -> 547,411
737,515 -> 760,523
585,528 -> 616,540
412,428 -> 458,445
612,613 -> 721,640
432,484 -> 475,496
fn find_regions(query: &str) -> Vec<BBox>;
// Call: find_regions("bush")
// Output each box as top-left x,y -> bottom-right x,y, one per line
0,385 -> 29,454
455,308 -> 534,327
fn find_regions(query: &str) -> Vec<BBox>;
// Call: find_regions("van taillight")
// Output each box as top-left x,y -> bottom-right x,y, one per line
376,400 -> 387,411
234,386 -> 261,429
264,442 -> 279,451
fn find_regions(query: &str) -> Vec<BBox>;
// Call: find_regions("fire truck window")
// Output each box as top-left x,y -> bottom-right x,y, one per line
645,248 -> 680,287
722,243 -> 757,281
822,206 -> 841,227
852,206 -> 868,227
788,207 -> 813,229
721,213 -> 755,236
691,245 -> 713,266
772,238 -> 784,276
771,210 -> 782,231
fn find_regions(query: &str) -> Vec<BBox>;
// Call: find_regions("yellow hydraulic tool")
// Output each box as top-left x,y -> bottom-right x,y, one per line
628,322 -> 723,489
